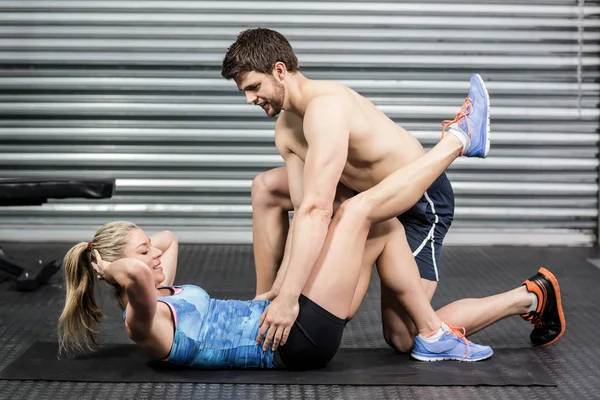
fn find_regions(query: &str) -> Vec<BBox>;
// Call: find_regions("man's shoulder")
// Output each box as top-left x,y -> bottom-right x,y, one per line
305,85 -> 351,115
310,79 -> 349,94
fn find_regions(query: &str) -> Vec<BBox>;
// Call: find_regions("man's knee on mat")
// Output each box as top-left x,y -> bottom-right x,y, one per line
382,309 -> 419,353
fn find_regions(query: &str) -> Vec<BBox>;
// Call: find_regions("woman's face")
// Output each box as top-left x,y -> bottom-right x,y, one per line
122,228 -> 165,286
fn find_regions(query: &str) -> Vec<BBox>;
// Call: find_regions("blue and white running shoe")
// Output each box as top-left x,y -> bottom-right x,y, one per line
411,322 -> 493,362
442,73 -> 491,158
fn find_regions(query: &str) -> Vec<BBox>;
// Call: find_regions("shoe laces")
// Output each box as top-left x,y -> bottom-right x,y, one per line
532,315 -> 543,329
445,323 -> 471,360
441,97 -> 473,140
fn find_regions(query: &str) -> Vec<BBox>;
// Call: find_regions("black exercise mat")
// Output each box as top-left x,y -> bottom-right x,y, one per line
0,341 -> 555,386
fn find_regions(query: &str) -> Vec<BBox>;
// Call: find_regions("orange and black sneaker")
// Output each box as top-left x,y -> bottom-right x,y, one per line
520,268 -> 566,346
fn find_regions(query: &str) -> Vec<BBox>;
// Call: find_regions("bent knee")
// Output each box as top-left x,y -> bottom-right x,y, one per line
251,172 -> 272,204
251,171 -> 288,208
337,196 -> 372,230
383,320 -> 418,353
383,330 -> 415,354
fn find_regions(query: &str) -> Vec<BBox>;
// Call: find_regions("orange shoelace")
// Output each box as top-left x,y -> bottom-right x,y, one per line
441,97 -> 474,140
445,323 -> 471,360
531,315 -> 544,329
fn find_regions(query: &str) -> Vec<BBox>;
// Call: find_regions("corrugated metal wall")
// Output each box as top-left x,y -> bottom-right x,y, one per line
0,1 -> 599,245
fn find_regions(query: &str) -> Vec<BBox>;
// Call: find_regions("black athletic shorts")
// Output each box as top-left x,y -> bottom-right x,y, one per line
354,172 -> 455,282
397,172 -> 455,281
275,294 -> 345,370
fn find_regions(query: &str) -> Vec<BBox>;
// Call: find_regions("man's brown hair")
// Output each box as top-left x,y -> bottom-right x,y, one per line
221,28 -> 299,80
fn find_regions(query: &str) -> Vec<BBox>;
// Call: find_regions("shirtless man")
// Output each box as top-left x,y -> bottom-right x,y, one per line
220,28 -> 565,361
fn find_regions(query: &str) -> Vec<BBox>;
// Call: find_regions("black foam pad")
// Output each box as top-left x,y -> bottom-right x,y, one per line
0,342 -> 555,386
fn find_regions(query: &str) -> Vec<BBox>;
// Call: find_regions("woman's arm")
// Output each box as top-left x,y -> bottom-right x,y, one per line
150,230 -> 179,286
102,257 -> 158,341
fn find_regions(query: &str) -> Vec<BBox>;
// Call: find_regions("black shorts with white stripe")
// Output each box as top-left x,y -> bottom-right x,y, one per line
397,172 -> 455,281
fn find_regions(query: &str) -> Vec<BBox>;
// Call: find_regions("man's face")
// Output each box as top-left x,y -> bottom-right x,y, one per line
236,71 -> 285,118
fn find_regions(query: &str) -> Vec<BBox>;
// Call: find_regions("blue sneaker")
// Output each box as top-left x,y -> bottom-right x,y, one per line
442,73 -> 491,158
411,322 -> 493,362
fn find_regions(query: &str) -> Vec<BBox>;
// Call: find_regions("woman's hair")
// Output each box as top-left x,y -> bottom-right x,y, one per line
57,221 -> 138,357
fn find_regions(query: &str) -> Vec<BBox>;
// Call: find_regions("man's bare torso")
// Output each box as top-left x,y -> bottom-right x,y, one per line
277,80 -> 426,192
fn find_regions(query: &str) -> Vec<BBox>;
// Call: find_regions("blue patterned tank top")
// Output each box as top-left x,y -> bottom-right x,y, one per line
152,284 -> 276,368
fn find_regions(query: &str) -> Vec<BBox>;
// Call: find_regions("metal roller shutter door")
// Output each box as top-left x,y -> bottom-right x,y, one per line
0,1 -> 598,245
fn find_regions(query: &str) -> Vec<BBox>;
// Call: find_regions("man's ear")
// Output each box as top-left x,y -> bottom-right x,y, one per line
273,62 -> 287,81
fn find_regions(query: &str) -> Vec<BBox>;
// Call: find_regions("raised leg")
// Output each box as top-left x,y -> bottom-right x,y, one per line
301,133 -> 464,319
356,72 -> 492,224
300,77 -> 496,360
357,135 -> 463,224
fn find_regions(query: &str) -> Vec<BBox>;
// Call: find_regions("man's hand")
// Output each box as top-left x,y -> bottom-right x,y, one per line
256,294 -> 299,351
253,290 -> 278,301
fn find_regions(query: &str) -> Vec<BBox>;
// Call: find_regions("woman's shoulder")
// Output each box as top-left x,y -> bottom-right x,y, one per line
163,284 -> 211,305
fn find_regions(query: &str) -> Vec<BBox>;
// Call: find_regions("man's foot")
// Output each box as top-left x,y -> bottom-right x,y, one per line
411,322 -> 493,362
521,267 -> 566,346
442,73 -> 491,158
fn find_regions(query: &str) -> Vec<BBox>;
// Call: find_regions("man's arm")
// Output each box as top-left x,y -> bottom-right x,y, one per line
277,95 -> 350,299
255,100 -> 350,350
266,181 -> 354,298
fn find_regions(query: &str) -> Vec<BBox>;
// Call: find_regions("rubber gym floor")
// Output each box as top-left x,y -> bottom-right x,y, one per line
0,242 -> 598,400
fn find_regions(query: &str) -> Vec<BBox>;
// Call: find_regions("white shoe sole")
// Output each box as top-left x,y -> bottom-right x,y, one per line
472,73 -> 491,158
411,352 -> 493,362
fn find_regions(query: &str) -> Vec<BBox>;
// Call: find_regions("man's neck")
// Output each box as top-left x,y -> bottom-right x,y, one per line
283,73 -> 312,118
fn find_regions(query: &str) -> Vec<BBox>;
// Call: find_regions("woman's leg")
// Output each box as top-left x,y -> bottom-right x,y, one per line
301,133 -> 464,320
275,214 -> 400,369
300,199 -> 373,319
360,135 -> 463,225
278,137 -> 492,366
346,219 -> 435,323
376,244 -> 532,352
251,168 -> 358,296
294,73 -> 490,323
